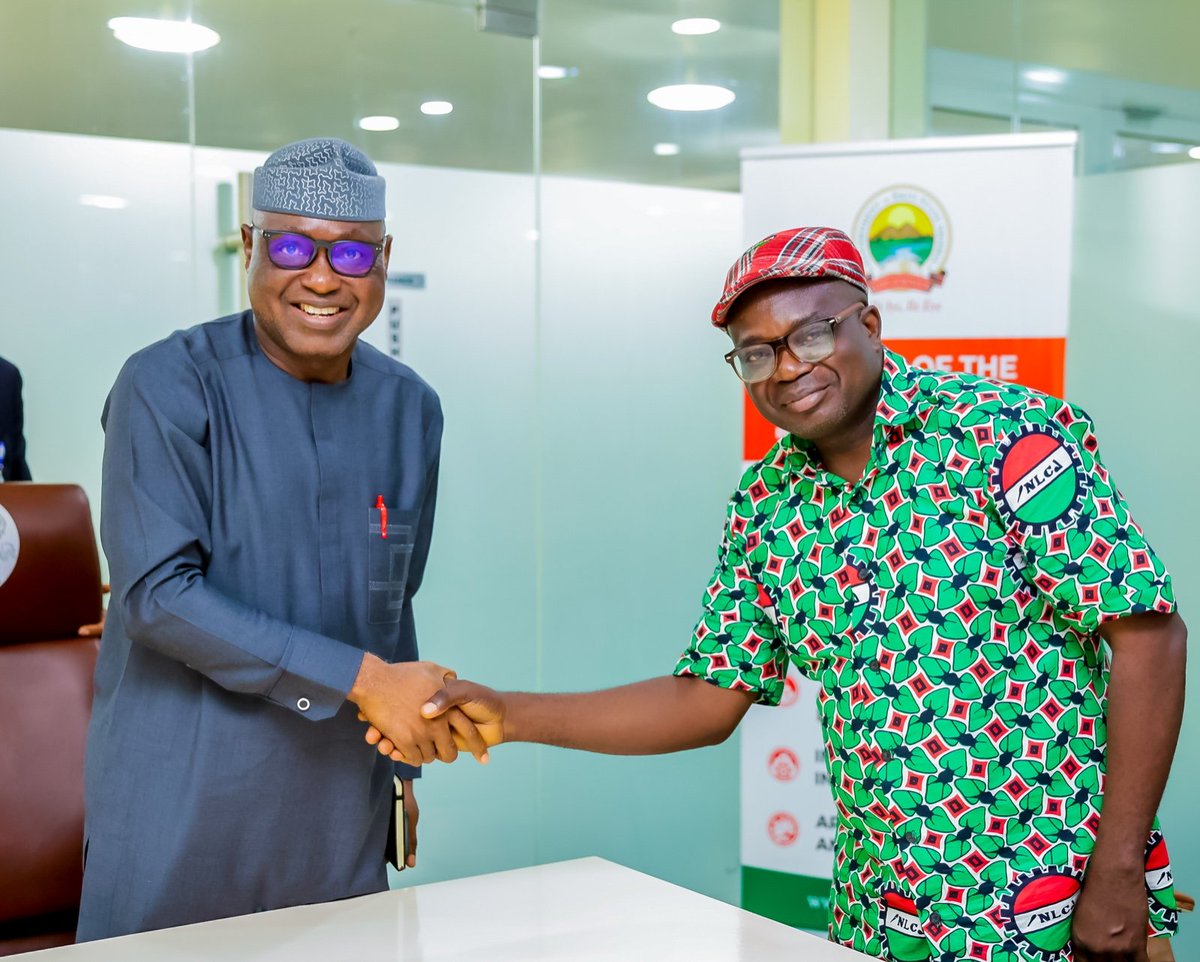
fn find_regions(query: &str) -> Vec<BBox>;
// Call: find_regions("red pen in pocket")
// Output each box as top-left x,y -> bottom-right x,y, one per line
375,495 -> 388,538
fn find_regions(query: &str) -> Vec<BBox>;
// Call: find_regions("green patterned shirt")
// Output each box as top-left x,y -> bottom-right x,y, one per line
677,350 -> 1178,961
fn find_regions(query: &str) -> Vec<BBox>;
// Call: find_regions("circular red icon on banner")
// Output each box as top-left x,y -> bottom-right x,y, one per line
767,747 -> 800,781
768,812 -> 800,847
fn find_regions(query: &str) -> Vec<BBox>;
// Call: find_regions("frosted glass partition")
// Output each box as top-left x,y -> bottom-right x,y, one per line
2,130 -> 199,517
1067,161 -> 1200,957
532,178 -> 744,899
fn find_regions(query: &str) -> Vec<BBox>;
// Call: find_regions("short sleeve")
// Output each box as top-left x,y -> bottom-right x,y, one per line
985,401 -> 1175,633
674,497 -> 789,705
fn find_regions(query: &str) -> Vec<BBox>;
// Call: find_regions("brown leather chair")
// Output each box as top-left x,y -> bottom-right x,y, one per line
0,484 -> 102,955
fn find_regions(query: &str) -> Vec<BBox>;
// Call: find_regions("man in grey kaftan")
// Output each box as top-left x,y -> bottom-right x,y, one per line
79,139 -> 459,939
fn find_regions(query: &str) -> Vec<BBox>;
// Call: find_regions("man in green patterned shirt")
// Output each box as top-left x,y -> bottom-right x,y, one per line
377,227 -> 1187,962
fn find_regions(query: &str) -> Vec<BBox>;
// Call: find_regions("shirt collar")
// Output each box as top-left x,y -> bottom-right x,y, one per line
776,347 -> 932,477
875,348 -> 932,429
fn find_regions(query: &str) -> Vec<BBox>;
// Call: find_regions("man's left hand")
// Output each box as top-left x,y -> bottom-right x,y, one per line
1071,868 -> 1149,961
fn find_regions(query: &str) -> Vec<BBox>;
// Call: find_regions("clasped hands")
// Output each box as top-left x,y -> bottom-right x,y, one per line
349,653 -> 502,765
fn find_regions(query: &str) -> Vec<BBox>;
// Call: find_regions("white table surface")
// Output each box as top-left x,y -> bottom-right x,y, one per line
23,857 -> 868,960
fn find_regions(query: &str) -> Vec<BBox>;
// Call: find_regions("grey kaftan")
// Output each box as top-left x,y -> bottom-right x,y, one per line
78,311 -> 439,939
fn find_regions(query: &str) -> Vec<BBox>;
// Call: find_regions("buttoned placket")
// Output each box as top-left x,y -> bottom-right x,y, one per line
816,431 -> 909,867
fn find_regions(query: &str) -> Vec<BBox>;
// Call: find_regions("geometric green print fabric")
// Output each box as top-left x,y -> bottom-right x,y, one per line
675,350 -> 1178,961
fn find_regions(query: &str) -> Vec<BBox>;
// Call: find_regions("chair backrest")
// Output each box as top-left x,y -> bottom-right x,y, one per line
0,483 -> 101,928
0,484 -> 101,644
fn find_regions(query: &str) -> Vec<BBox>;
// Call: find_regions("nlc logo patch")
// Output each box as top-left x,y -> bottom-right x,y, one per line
993,428 -> 1083,534
881,890 -> 931,961
1003,868 -> 1082,959
1145,830 -> 1176,913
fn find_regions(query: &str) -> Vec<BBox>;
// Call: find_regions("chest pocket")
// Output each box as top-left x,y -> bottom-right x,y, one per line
368,508 -> 415,625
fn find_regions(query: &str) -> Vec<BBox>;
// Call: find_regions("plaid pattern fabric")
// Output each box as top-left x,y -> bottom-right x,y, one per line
677,350 -> 1178,961
712,227 -> 871,327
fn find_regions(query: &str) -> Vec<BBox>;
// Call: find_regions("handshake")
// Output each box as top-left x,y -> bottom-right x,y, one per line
348,654 -> 503,766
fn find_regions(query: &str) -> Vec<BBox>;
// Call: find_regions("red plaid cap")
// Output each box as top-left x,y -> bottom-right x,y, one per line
712,227 -> 869,327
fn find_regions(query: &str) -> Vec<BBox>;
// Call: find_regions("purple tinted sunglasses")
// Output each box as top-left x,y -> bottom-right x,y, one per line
251,227 -> 384,278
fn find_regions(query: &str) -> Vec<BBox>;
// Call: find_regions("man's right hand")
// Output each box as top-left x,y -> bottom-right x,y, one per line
348,654 -> 462,765
365,679 -> 507,762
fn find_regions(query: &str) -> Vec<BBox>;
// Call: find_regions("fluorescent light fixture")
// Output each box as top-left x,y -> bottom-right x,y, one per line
358,115 -> 400,131
653,142 -> 680,156
79,194 -> 128,210
537,65 -> 578,79
672,17 -> 721,35
1149,142 -> 1188,155
1023,67 -> 1067,85
1190,146 -> 1200,160
107,17 -> 220,53
647,84 -> 735,111
420,101 -> 454,116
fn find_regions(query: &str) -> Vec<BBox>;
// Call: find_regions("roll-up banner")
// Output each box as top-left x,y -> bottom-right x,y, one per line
737,133 -> 1078,930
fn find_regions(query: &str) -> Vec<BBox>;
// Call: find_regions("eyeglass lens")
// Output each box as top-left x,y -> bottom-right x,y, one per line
265,232 -> 379,277
732,322 -> 836,383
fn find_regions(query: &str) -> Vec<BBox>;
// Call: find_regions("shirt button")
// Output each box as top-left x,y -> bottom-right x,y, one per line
297,697 -> 311,711
880,749 -> 894,763
868,658 -> 882,671
929,911 -> 943,926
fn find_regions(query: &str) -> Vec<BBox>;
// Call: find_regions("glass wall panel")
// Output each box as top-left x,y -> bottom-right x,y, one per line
530,0 -> 774,904
925,0 -> 1200,174
0,0 -> 196,519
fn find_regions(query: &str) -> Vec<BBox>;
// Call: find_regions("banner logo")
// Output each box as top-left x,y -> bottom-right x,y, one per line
767,812 -> 799,847
993,428 -> 1083,533
1003,869 -> 1082,959
882,890 -> 931,961
767,747 -> 800,781
853,185 -> 950,293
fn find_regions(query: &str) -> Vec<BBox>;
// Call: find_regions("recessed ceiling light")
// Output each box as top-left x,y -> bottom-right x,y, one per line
1023,67 -> 1067,85
647,84 -> 735,112
358,115 -> 400,131
420,101 -> 454,116
538,65 -> 579,79
79,194 -> 128,210
107,17 -> 220,53
653,142 -> 680,156
672,18 -> 721,35
1189,146 -> 1200,160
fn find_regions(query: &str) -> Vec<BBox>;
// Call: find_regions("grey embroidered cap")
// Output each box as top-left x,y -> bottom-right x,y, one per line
252,138 -> 386,222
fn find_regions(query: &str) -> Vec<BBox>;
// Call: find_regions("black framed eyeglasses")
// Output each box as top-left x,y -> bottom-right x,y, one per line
724,303 -> 865,384
249,226 -> 385,278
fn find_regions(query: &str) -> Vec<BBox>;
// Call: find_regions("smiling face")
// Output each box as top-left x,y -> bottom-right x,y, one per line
242,211 -> 391,383
725,278 -> 884,446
